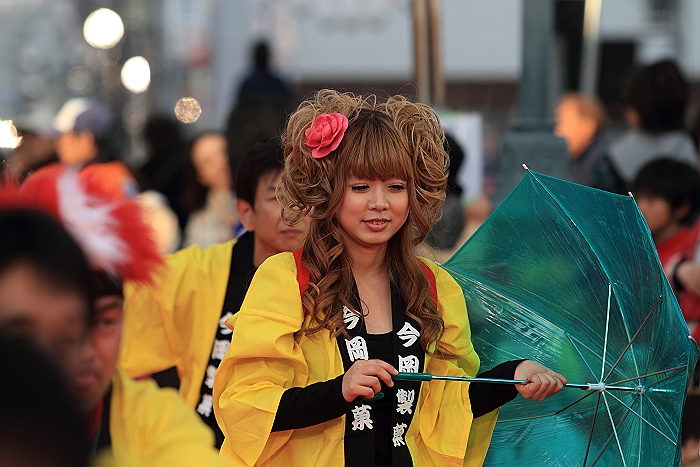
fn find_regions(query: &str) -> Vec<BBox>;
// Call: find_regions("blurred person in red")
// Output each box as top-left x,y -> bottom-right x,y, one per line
19,168 -> 228,466
633,159 -> 700,339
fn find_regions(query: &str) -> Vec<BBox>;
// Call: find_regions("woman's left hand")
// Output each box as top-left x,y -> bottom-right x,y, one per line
513,360 -> 567,401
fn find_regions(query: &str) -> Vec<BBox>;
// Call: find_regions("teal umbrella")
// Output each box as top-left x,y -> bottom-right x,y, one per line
439,169 -> 698,466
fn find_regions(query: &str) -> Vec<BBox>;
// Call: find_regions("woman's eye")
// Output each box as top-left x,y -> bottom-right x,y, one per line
389,184 -> 406,191
351,185 -> 369,192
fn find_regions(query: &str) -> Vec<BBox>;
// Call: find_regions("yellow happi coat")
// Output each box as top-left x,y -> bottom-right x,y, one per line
119,240 -> 235,409
94,369 -> 227,467
213,252 -> 498,466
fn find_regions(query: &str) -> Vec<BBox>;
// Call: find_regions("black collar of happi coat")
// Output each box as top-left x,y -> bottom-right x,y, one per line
337,283 -> 424,467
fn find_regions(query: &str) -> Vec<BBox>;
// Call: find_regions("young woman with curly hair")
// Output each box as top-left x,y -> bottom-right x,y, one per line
213,90 -> 565,467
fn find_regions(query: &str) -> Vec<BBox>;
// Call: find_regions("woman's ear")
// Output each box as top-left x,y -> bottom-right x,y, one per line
236,198 -> 255,232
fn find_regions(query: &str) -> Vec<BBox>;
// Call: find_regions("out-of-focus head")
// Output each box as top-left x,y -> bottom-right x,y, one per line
13,167 -> 162,413
191,133 -> 231,190
279,90 -> 448,251
0,209 -> 92,383
235,138 -> 308,266
52,98 -> 114,166
623,59 -> 688,132
554,92 -> 607,159
634,158 -> 700,238
0,335 -> 90,467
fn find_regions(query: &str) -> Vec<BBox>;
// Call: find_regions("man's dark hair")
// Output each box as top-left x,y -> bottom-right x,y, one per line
623,59 -> 689,132
634,158 -> 700,225
0,209 -> 94,321
234,138 -> 284,207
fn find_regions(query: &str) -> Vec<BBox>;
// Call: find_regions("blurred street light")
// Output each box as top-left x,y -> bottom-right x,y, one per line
83,8 -> 124,49
121,56 -> 151,94
0,120 -> 22,149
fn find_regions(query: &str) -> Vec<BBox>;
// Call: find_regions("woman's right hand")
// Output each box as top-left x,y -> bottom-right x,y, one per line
342,359 -> 397,402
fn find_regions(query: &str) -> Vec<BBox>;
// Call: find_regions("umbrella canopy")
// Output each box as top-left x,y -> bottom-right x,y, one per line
443,169 -> 699,466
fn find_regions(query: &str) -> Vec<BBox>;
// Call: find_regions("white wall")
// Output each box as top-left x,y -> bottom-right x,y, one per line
442,0 -> 521,80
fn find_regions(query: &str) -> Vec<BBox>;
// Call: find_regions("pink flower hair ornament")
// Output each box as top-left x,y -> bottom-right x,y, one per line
304,112 -> 349,158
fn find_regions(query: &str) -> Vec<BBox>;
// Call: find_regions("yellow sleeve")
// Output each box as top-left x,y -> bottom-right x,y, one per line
109,370 -> 228,467
410,260 -> 496,465
120,241 -> 233,407
213,253 -> 309,467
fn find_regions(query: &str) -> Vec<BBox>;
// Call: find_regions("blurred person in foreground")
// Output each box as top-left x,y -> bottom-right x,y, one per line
182,132 -> 239,248
553,92 -> 613,190
606,60 -> 698,194
120,138 -> 309,448
20,168 -> 227,466
0,335 -> 90,467
633,159 -> 700,339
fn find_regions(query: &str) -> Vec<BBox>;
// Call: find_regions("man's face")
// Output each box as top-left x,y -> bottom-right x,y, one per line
74,295 -> 123,413
553,98 -> 596,159
237,171 -> 309,267
0,262 -> 88,383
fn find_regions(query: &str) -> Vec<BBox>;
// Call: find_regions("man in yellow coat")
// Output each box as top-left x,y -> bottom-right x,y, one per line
120,141 -> 308,447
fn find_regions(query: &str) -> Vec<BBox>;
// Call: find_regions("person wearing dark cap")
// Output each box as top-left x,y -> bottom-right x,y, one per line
33,97 -> 138,199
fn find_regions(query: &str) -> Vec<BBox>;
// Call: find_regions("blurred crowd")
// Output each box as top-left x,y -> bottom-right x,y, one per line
2,40 -> 700,465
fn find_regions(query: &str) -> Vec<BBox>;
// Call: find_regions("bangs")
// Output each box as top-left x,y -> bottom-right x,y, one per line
338,111 -> 412,182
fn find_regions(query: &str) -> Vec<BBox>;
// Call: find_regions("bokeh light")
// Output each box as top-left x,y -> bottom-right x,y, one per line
174,98 -> 202,123
0,120 -> 22,149
83,8 -> 124,49
121,56 -> 151,94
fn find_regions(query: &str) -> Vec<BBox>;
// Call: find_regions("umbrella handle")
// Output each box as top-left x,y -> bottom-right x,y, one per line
394,372 -> 433,381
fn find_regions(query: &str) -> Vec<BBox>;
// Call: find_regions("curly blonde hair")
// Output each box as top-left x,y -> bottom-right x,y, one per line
279,90 -> 449,353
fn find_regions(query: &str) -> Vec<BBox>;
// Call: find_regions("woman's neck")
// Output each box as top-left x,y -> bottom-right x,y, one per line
348,245 -> 388,277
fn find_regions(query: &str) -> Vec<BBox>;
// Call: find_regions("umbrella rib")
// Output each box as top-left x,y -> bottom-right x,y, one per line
605,390 -> 676,445
643,394 -> 679,440
601,283 -> 612,381
566,332 -> 600,382
604,296 -> 662,383
641,298 -> 663,390
609,365 -> 686,386
587,394 -> 639,467
554,390 -> 596,415
602,392 -> 628,467
567,333 -> 632,382
583,393 -> 602,467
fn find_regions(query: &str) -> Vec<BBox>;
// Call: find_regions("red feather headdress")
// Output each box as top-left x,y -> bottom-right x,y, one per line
1,167 -> 162,285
